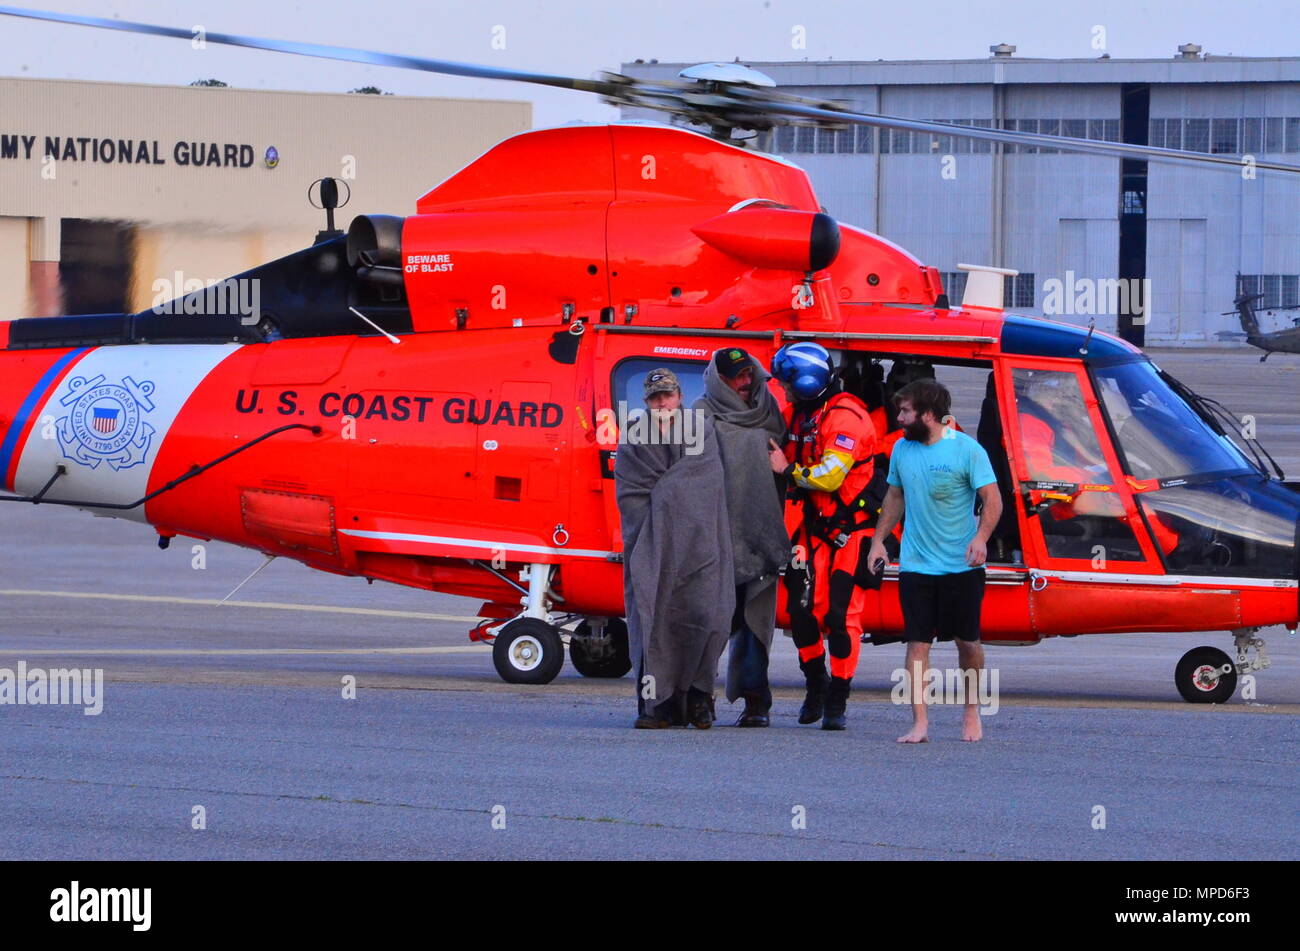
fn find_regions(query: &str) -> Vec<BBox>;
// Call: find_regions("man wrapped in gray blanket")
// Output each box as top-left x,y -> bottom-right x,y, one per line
693,348 -> 790,727
615,368 -> 736,729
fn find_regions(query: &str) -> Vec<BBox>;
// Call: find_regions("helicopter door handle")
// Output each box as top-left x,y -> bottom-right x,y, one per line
1029,572 -> 1049,592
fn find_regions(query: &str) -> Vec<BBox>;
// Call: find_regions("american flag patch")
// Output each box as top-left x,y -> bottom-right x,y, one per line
834,433 -> 856,451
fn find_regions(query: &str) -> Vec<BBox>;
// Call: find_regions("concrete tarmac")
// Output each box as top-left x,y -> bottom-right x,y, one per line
0,348 -> 1296,860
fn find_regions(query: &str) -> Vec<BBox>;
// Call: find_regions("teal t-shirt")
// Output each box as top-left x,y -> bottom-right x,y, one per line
886,430 -> 998,575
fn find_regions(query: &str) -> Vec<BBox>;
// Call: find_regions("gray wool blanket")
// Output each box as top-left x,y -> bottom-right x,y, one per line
693,359 -> 790,702
615,420 -> 734,709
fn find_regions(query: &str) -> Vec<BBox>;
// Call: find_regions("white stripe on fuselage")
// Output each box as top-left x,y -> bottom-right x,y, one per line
13,344 -> 240,522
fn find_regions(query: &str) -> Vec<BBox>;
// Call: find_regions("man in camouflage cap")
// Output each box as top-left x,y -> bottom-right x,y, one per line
616,367 -> 733,729
643,367 -> 681,403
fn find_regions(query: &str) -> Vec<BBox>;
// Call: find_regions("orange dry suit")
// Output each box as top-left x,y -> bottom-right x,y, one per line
781,391 -> 882,680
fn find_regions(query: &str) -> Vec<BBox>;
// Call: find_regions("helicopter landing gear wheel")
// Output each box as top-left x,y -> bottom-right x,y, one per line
1175,646 -> 1237,704
569,618 -> 631,678
492,618 -> 565,685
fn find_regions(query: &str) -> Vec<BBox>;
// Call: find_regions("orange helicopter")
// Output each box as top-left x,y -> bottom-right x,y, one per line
1,7 -> 1298,703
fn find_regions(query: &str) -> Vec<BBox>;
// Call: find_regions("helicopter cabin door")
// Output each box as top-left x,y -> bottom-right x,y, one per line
591,332 -> 714,556
995,357 -> 1167,636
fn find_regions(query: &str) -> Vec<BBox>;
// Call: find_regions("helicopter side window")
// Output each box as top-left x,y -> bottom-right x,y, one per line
610,358 -> 708,414
1010,367 -> 1144,562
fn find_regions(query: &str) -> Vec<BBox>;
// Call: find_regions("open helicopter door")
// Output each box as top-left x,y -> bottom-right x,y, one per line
995,356 -> 1173,636
590,330 -> 714,551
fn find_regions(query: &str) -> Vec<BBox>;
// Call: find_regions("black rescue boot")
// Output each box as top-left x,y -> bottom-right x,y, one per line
821,676 -> 851,731
798,658 -> 829,724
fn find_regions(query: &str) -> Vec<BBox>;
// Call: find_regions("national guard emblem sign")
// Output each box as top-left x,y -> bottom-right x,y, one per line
55,374 -> 157,471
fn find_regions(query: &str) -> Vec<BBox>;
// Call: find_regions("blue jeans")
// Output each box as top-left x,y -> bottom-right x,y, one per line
731,595 -> 772,712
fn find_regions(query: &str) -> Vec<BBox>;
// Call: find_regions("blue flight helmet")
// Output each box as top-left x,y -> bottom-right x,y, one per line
771,342 -> 834,400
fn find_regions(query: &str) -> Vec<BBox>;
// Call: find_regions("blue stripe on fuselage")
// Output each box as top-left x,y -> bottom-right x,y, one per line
0,347 -> 92,491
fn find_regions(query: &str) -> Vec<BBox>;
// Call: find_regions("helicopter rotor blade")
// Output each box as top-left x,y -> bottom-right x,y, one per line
5,4 -> 1299,175
755,98 -> 1300,174
0,4 -> 620,95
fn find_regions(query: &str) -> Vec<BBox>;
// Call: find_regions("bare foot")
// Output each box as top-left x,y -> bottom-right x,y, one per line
962,711 -> 983,742
897,725 -> 928,744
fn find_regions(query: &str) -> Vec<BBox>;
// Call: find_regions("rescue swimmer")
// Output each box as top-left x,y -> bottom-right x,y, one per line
767,342 -> 886,731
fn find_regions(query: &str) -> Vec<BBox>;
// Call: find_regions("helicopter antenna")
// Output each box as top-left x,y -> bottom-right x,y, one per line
1079,317 -> 1097,356
218,553 -> 278,605
349,306 -> 402,344
308,177 -> 350,244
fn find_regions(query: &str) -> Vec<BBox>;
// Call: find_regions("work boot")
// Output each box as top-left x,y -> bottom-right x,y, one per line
633,712 -> 673,729
798,657 -> 829,724
821,676 -> 852,731
734,692 -> 770,728
687,689 -> 715,730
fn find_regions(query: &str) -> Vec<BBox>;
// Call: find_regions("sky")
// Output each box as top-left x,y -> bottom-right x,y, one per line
3,0 -> 1299,128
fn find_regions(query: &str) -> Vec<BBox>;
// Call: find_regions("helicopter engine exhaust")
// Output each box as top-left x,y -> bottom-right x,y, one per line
691,207 -> 841,273
347,214 -> 406,287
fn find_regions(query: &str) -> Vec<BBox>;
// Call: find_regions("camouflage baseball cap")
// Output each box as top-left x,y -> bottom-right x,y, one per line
643,367 -> 681,398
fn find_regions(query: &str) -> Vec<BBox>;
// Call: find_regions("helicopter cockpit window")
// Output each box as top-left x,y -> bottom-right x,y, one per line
1092,361 -> 1253,483
1011,367 -> 1143,561
611,358 -> 707,414
1133,477 -> 1297,578
1093,361 -> 1293,577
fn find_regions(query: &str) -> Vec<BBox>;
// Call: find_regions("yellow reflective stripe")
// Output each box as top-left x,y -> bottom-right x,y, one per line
793,448 -> 855,492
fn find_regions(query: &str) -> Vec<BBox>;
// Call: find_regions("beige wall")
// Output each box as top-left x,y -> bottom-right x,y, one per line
128,226 -> 308,313
0,217 -> 29,317
0,77 -> 531,319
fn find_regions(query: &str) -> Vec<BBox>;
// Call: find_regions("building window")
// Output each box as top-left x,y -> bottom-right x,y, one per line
854,126 -> 875,153
1239,274 -> 1300,309
1148,118 -> 1164,149
1242,117 -> 1263,155
1039,118 -> 1060,154
1163,118 -> 1182,150
940,271 -> 968,302
1153,116 -> 1300,156
1265,117 -> 1284,153
1288,118 -> 1300,153
1182,118 -> 1210,152
1005,118 -> 1035,154
794,125 -> 816,153
939,271 -> 1034,309
954,120 -> 973,154
1005,273 -> 1036,309
1211,118 -> 1239,154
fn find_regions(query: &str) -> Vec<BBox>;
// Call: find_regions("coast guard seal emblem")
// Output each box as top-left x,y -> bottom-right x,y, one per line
55,374 -> 157,471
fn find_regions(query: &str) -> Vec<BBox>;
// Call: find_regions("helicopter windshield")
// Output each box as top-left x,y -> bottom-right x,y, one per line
1092,360 -> 1255,483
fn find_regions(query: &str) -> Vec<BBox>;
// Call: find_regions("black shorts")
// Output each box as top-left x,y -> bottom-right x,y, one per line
899,569 -> 986,643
